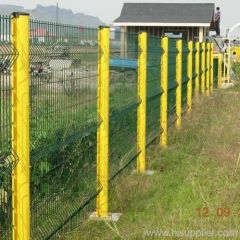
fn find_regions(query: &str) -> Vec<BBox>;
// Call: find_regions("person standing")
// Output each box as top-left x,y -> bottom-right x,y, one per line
214,7 -> 221,36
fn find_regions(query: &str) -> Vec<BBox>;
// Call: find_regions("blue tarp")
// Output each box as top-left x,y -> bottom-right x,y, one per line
110,58 -> 138,69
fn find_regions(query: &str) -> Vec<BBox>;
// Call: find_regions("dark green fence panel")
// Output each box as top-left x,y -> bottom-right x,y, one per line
109,31 -> 139,181
29,20 -> 99,240
146,35 -> 162,145
192,47 -> 196,97
182,41 -> 188,111
168,39 -> 177,126
213,58 -> 218,88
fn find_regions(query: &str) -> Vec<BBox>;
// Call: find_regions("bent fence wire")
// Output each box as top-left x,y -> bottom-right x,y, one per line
0,15 -> 18,240
109,31 -> 139,181
146,35 -> 161,145
29,20 -> 99,239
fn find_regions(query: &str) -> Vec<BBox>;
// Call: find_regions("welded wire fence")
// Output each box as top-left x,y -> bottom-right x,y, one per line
213,57 -> 219,88
182,41 -> 189,111
168,39 -> 178,126
29,20 -> 99,240
146,35 -> 161,145
0,14 -> 220,240
200,45 -> 205,93
192,46 -> 196,97
109,31 -> 139,180
0,15 -> 18,240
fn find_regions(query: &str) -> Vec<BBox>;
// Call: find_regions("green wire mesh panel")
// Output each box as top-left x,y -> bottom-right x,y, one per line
146,35 -> 161,146
29,20 -> 99,239
109,30 -> 139,181
199,46 -> 203,92
168,39 -> 177,127
192,46 -> 196,97
182,41 -> 188,112
0,15 -> 18,240
213,58 -> 218,88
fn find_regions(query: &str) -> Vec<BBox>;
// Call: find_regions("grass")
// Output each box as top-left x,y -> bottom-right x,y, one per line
67,84 -> 240,240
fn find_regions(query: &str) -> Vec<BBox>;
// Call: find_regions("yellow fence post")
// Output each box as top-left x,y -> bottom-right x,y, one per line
137,32 -> 147,173
97,26 -> 110,218
176,39 -> 182,129
12,12 -> 30,240
195,42 -> 200,96
218,53 -> 223,88
187,41 -> 193,112
210,43 -> 214,93
160,37 -> 168,147
206,43 -> 211,96
201,42 -> 206,94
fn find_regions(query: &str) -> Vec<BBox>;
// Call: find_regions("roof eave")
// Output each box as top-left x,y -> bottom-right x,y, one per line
113,22 -> 210,27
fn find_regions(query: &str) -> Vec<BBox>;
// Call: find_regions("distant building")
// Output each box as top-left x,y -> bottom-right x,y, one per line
113,3 -> 214,42
30,26 -> 97,45
30,28 -> 53,42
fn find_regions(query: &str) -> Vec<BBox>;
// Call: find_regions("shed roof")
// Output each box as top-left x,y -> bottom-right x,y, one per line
113,3 -> 215,27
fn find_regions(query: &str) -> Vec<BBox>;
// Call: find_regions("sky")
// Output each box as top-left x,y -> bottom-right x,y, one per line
0,0 -> 239,34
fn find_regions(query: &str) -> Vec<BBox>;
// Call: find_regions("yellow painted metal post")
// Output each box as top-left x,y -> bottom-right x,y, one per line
97,27 -> 110,218
218,53 -> 223,88
137,32 -> 147,173
201,42 -> 206,94
210,43 -> 214,93
176,39 -> 182,130
160,37 -> 168,147
206,43 -> 211,96
195,42 -> 200,96
12,12 -> 30,240
187,41 -> 193,112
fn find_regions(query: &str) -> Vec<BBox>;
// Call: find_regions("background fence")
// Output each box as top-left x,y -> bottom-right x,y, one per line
0,13 -> 221,240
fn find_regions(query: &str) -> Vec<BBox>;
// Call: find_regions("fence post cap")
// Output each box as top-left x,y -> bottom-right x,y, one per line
12,12 -> 29,18
98,25 -> 110,29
